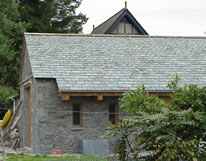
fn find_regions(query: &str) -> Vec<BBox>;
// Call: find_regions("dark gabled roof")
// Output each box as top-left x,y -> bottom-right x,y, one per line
91,8 -> 148,35
24,33 -> 206,92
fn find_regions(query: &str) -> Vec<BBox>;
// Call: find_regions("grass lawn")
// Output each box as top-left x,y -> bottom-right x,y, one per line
5,152 -> 114,161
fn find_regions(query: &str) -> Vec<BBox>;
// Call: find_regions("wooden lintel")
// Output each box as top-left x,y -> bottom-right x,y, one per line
59,92 -> 171,101
59,92 -> 122,101
97,95 -> 103,101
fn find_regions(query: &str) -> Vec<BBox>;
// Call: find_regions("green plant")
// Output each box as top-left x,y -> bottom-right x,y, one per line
19,152 -> 24,156
104,76 -> 206,161
19,0 -> 88,33
0,86 -> 17,118
0,0 -> 27,117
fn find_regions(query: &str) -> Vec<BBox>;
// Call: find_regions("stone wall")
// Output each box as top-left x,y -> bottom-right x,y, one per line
30,78 -> 121,154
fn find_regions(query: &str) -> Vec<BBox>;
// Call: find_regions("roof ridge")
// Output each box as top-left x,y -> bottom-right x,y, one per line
24,33 -> 206,39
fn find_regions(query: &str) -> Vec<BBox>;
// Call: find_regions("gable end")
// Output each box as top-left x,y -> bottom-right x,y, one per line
19,37 -> 33,85
106,9 -> 148,35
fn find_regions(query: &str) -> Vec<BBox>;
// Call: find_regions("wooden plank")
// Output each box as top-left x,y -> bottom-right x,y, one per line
24,80 -> 31,88
3,101 -> 22,141
97,95 -> 103,101
27,87 -> 32,147
59,92 -> 122,100
60,92 -> 122,97
19,39 -> 26,83
60,94 -> 70,101
150,92 -> 171,97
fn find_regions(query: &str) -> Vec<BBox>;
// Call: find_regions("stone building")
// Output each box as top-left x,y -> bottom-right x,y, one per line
19,33 -> 206,154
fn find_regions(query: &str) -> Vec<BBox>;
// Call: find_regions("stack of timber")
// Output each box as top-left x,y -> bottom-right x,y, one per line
2,101 -> 22,150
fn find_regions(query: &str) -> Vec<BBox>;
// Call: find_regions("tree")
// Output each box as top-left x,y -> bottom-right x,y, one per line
104,76 -> 206,161
0,0 -> 27,117
0,0 -> 27,87
0,86 -> 17,112
19,0 -> 88,33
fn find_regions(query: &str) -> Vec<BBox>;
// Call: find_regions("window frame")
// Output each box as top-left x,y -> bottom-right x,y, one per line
109,103 -> 118,125
72,103 -> 82,127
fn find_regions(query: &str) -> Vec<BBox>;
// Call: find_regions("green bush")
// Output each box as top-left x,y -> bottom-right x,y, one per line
0,86 -> 17,118
104,76 -> 206,161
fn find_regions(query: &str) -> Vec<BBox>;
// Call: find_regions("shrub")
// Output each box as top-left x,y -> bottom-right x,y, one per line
104,76 -> 206,161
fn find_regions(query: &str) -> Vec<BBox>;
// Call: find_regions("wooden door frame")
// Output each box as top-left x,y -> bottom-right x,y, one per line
24,81 -> 32,147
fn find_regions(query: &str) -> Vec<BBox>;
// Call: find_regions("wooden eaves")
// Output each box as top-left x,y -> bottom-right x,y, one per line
59,91 -> 172,101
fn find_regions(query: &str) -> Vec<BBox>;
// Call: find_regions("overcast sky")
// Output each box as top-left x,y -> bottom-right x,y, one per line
78,0 -> 206,36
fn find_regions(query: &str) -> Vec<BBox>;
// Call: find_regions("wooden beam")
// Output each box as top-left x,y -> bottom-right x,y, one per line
150,92 -> 171,97
59,93 -> 70,101
60,92 -> 122,97
24,80 -> 31,88
19,39 -> 26,84
97,95 -> 103,101
59,92 -> 121,101
27,86 -> 31,147
3,101 -> 22,141
59,92 -> 171,101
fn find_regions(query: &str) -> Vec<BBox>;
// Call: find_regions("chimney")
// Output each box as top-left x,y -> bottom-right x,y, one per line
125,1 -> 127,9
93,25 -> 95,30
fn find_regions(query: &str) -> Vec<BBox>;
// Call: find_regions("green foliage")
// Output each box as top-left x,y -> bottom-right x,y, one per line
0,86 -> 17,117
19,0 -> 88,33
120,85 -> 167,114
167,74 -> 180,90
0,0 -> 27,51
170,84 -> 206,112
0,86 -> 17,108
104,78 -> 206,161
0,0 -> 87,114
0,34 -> 15,86
0,0 -> 27,87
0,0 -> 27,86
0,0 -> 27,117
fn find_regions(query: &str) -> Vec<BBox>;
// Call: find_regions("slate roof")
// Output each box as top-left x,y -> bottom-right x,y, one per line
91,8 -> 148,35
24,33 -> 206,92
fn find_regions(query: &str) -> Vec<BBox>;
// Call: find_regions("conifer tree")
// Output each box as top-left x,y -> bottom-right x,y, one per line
19,0 -> 88,33
0,0 -> 27,116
